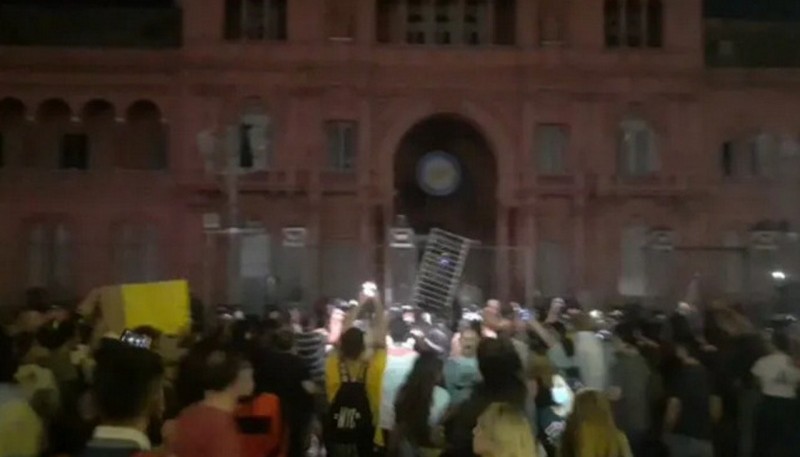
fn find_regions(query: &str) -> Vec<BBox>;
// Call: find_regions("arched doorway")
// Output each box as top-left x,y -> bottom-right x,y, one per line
394,115 -> 497,242
394,114 -> 497,245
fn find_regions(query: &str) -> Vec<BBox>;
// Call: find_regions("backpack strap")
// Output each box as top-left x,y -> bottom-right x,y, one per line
339,360 -> 350,383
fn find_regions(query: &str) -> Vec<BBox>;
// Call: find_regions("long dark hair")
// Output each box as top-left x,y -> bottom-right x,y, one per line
552,322 -> 575,357
394,352 -> 443,447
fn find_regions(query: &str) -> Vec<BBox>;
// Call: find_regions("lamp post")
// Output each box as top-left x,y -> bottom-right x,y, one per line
197,126 -> 262,309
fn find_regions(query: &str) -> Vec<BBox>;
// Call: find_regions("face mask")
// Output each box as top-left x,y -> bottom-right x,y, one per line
552,387 -> 571,406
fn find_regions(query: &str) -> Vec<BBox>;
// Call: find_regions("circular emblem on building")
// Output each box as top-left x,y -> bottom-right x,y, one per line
416,151 -> 462,197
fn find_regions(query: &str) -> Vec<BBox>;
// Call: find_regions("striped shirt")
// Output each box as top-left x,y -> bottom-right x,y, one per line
295,330 -> 327,382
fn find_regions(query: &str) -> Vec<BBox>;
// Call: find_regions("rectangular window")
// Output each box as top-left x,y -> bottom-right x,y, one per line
604,0 -> 621,47
233,0 -> 287,41
406,0 -> 429,43
27,224 -> 72,291
535,124 -> 568,175
327,121 -> 357,171
721,141 -> 734,177
224,0 -> 243,39
463,0 -> 485,45
434,0 -> 456,44
60,134 -> 89,170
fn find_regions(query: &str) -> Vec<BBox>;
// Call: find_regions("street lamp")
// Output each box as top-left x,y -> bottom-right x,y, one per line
197,126 -> 266,308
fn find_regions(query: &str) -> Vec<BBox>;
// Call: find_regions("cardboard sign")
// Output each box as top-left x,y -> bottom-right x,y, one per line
78,280 -> 190,336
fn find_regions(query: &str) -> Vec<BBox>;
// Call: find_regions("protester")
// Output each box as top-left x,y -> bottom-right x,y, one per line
663,340 -> 720,457
380,314 -> 418,447
0,329 -> 44,457
81,338 -> 164,457
750,331 -> 800,457
572,313 -> 608,390
609,323 -> 652,456
172,349 -> 254,457
444,321 -> 482,406
391,351 -> 450,457
443,337 -> 527,457
253,325 -> 315,457
535,374 -> 572,457
472,402 -> 538,457
324,295 -> 387,457
560,389 -> 632,457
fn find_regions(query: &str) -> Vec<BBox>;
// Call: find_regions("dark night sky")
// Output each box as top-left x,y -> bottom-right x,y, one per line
1,0 -> 800,21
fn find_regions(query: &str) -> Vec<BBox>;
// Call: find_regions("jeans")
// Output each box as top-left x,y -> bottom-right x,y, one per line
666,434 -> 714,457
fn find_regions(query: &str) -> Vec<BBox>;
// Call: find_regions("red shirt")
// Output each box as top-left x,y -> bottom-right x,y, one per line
172,404 -> 242,457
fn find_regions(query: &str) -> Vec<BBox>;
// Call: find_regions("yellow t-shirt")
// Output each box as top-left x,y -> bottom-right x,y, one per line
0,390 -> 43,457
325,348 -> 388,428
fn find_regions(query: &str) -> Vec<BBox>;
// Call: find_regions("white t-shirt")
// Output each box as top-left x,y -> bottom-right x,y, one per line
574,331 -> 608,390
379,348 -> 418,430
751,353 -> 800,399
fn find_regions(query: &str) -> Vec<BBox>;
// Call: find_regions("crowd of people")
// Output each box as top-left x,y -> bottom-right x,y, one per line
1,288 -> 799,457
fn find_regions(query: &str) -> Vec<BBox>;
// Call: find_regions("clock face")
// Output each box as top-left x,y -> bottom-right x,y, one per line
416,151 -> 462,197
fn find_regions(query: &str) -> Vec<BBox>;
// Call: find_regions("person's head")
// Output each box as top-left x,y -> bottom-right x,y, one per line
388,314 -> 411,346
460,326 -> 480,358
477,337 -> 523,389
36,318 -> 76,351
201,349 -> 254,400
561,389 -> 623,457
473,402 -> 536,457
550,374 -> 574,410
394,351 -> 444,445
340,327 -> 366,361
92,339 -> 164,430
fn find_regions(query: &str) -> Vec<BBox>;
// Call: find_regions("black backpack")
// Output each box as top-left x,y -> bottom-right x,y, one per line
325,361 -> 375,457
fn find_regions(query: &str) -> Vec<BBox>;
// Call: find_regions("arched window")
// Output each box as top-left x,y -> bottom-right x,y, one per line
113,223 -> 160,283
36,99 -> 75,169
0,97 -> 26,168
618,118 -> 658,176
27,223 -> 72,294
81,99 -> 115,169
122,100 -> 167,170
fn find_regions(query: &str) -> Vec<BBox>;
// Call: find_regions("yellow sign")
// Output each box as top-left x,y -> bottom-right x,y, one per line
121,280 -> 190,335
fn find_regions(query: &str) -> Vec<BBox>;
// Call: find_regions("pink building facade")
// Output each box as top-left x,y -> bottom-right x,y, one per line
1,0 -> 799,311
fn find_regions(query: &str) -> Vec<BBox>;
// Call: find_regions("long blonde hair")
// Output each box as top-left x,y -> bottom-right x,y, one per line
560,390 -> 629,457
476,402 -> 537,457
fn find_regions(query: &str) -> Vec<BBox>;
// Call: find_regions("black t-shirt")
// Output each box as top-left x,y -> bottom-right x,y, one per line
537,407 -> 567,457
253,349 -> 313,421
668,362 -> 713,440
